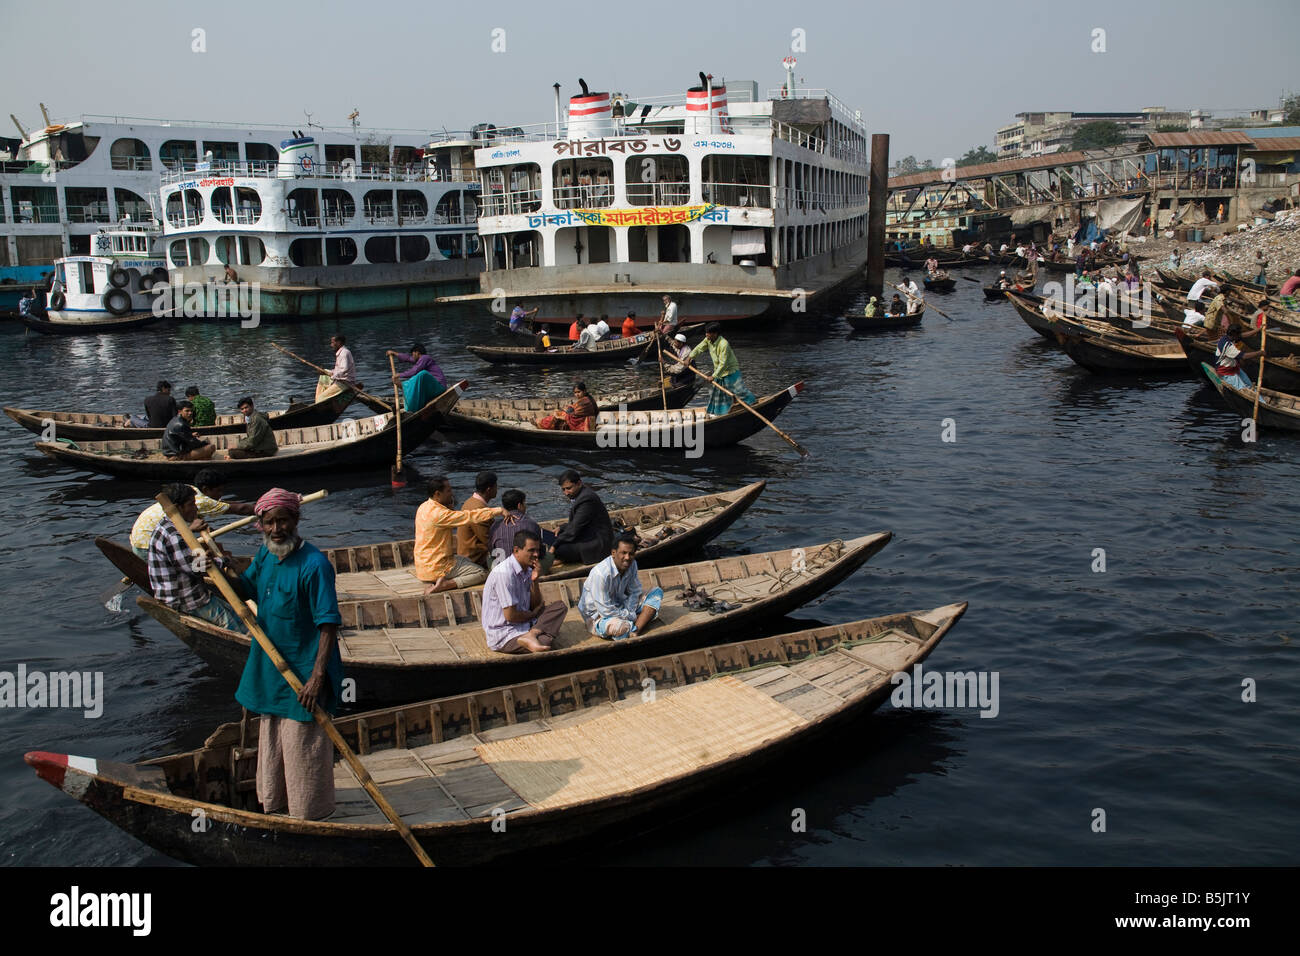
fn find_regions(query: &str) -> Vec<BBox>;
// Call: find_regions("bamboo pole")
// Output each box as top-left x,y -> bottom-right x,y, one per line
683,362 -> 808,457
271,342 -> 392,413
1253,317 -> 1268,428
156,492 -> 435,867
655,334 -> 668,411
895,282 -> 952,321
207,490 -> 328,539
388,355 -> 405,487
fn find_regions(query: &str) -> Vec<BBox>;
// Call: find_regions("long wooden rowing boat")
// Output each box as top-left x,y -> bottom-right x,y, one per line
4,389 -> 356,443
96,480 -> 768,594
136,532 -> 892,703
445,382 -> 805,452
922,275 -> 955,292
34,381 -> 467,480
1174,326 -> 1300,393
1057,327 -> 1188,375
846,307 -> 924,332
1198,362 -> 1300,431
26,601 -> 963,866
468,332 -> 662,366
16,311 -> 163,335
452,380 -> 700,421
1006,292 -> 1061,341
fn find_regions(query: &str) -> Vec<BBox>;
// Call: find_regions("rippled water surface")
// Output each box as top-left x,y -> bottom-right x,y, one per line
1,270 -> 1296,866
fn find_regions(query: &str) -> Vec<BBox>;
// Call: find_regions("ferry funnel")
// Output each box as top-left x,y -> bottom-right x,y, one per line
278,134 -> 319,178
567,89 -> 613,140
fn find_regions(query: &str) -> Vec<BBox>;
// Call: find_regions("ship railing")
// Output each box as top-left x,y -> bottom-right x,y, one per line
10,204 -> 62,223
766,88 -> 864,130
701,182 -> 771,208
66,205 -> 113,224
626,181 -> 691,206
160,160 -> 444,186
479,188 -> 544,216
423,166 -> 483,183
554,184 -> 615,209
166,212 -> 205,228
110,156 -> 153,171
0,159 -> 79,175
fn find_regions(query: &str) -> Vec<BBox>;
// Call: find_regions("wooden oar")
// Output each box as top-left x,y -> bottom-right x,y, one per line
683,363 -> 808,457
271,343 -> 393,414
655,334 -> 668,411
387,355 -> 405,488
156,492 -> 435,867
1253,316 -> 1268,429
896,283 -> 953,321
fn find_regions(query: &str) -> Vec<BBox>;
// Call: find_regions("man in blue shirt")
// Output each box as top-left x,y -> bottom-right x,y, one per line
230,488 -> 342,820
577,534 -> 663,640
508,303 -> 538,333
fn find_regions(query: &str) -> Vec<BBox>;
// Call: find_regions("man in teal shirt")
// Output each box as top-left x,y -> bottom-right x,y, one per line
687,322 -> 757,415
231,488 -> 342,820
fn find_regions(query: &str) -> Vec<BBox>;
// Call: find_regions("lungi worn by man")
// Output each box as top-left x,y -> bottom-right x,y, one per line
688,322 -> 756,416
577,535 -> 663,640
232,489 -> 343,821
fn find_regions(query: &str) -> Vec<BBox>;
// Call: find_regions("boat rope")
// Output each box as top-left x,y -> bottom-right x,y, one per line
764,538 -> 846,594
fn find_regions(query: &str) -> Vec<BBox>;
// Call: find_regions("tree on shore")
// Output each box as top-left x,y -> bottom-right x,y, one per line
895,155 -> 935,175
957,146 -> 997,167
1283,94 -> 1300,126
1071,121 -> 1125,150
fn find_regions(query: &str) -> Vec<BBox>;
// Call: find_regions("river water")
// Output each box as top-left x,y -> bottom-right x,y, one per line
1,270 -> 1296,866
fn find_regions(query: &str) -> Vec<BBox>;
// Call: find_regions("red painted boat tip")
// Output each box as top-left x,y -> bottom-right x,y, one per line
24,751 -> 68,787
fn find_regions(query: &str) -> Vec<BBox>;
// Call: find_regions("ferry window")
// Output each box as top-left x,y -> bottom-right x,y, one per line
65,187 -> 111,223
465,233 -> 481,255
325,237 -> 356,266
701,155 -> 769,208
211,187 -> 236,224
399,235 -> 430,262
239,236 -> 266,266
235,187 -> 262,223
625,155 -> 688,206
322,189 -> 355,225
627,227 -> 649,262
160,140 -> 198,170
183,189 -> 205,224
215,236 -> 235,264
114,188 -> 153,223
435,233 -> 463,259
392,146 -> 422,168
363,190 -> 395,224
203,141 -> 239,162
246,142 -> 279,164
169,240 -> 189,268
398,190 -> 428,222
187,238 -> 210,265
289,238 -> 323,267
287,188 -> 320,226
433,191 -> 471,224
552,159 -> 611,209
324,144 -> 354,164
360,143 -> 389,165
110,138 -> 151,171
80,262 -> 96,294
364,236 -> 397,264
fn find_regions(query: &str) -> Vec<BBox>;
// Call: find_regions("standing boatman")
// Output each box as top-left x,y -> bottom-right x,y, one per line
229,489 -> 344,821
687,322 -> 756,415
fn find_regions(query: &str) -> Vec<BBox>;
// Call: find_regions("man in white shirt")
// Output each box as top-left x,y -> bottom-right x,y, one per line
577,534 -> 663,640
592,316 -> 611,340
899,276 -> 922,314
574,318 -> 600,350
1015,245 -> 1025,258
657,295 -> 679,334
999,243 -> 1009,254
1187,271 -> 1219,302
330,334 -> 357,387
1182,302 -> 1207,327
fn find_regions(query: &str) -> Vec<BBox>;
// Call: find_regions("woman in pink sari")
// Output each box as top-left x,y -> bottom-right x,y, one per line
536,382 -> 597,431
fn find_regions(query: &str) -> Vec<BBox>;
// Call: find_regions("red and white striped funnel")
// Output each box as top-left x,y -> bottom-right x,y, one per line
686,84 -> 732,134
567,91 -> 613,139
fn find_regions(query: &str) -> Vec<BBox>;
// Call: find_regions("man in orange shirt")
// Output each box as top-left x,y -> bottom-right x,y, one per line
621,311 -> 637,338
456,471 -> 498,569
415,475 -> 506,594
568,313 -> 584,342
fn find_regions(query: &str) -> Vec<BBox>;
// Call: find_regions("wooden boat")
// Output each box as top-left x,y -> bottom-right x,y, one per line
444,382 -> 805,452
25,601 -> 965,866
452,380 -> 700,420
97,480 -> 769,594
135,532 -> 892,703
846,307 -> 924,332
1006,292 -> 1064,341
1039,256 -> 1126,275
1174,326 -> 1300,393
1198,363 -> 1300,431
468,332 -> 661,366
1057,327 -> 1188,375
983,282 -> 1035,302
16,311 -> 163,335
33,381 -> 467,480
4,389 -> 356,443
922,275 -> 955,292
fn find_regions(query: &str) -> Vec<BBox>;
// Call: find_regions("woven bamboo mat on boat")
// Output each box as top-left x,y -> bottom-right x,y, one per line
475,676 -> 807,809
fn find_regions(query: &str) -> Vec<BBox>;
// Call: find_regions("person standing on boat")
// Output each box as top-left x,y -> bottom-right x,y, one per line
657,295 -> 679,334
481,529 -> 567,654
457,471 -> 499,570
897,276 -> 922,315
688,322 -> 757,415
144,381 -> 178,428
161,402 -> 216,461
184,386 -> 216,427
1188,271 -> 1219,303
131,470 -> 255,559
1215,323 -> 1264,390
226,397 -> 278,459
146,483 -> 245,631
414,476 -> 506,594
549,470 -> 614,570
509,303 -> 538,333
229,488 -> 343,821
316,335 -> 361,401
578,534 -> 663,640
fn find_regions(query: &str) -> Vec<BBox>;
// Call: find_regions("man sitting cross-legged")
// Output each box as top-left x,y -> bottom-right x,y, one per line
577,533 -> 664,640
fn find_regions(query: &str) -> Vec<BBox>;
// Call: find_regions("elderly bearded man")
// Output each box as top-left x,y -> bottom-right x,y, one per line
229,489 -> 344,821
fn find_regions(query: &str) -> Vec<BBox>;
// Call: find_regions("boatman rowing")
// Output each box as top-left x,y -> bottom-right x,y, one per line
687,322 -> 757,415
229,489 -> 344,821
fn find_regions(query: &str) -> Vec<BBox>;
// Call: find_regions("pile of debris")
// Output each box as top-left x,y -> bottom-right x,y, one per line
1132,210 -> 1300,281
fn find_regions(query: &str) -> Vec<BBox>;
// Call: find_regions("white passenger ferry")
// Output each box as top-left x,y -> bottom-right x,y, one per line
444,66 -> 872,327
158,133 -> 485,317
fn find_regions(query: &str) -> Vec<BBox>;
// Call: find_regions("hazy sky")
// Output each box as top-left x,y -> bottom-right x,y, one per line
3,0 -> 1296,162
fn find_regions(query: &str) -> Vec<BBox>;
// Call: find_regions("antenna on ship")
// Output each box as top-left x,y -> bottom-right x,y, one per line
10,114 -> 28,140
39,103 -> 52,127
348,108 -> 360,138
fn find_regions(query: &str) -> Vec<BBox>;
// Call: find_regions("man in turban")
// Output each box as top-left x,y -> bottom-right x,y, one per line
229,488 -> 343,820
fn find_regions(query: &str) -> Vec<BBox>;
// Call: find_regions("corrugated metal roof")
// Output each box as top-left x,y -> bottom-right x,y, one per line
1245,137 -> 1300,152
1147,131 -> 1254,147
888,151 -> 1090,190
